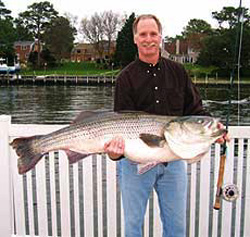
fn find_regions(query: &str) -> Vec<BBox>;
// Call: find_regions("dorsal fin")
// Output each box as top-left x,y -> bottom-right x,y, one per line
72,110 -> 114,124
117,110 -> 149,115
72,111 -> 97,123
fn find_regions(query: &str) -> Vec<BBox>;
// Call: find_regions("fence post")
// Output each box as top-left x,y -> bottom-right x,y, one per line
0,115 -> 12,236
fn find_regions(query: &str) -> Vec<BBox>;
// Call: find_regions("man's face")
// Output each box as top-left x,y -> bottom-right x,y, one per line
134,18 -> 162,58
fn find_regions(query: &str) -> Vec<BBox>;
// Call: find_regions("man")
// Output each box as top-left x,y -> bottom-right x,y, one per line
104,14 -> 227,237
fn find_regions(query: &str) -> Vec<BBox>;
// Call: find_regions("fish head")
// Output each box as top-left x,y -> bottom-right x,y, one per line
164,116 -> 226,141
163,116 -> 227,158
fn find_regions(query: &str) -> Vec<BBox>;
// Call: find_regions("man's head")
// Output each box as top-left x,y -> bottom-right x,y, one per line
133,14 -> 162,35
133,14 -> 162,62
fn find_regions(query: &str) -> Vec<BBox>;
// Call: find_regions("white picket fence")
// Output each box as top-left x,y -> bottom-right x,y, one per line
1,115 -> 250,237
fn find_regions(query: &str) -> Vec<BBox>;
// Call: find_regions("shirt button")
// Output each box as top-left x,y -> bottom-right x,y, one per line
153,73 -> 156,77
155,86 -> 158,90
147,70 -> 150,73
156,100 -> 160,103
157,68 -> 160,71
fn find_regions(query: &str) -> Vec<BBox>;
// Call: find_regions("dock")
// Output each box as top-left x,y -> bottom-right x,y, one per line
0,74 -> 249,87
0,74 -> 116,85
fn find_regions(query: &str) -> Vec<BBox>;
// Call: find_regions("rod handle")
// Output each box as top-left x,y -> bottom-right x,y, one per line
213,154 -> 226,210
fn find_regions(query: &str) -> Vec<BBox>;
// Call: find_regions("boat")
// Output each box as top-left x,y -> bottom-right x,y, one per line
0,58 -> 20,75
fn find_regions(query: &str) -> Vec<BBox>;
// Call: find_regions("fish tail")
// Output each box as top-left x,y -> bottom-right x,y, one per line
10,135 -> 44,174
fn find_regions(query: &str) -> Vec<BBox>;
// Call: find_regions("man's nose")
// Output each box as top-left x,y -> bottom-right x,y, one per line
145,34 -> 152,41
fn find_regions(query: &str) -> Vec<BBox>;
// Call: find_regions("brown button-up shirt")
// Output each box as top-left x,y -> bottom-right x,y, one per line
114,57 -> 208,116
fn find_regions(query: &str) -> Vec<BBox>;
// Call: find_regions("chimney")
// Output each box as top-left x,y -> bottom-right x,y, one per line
176,39 -> 180,55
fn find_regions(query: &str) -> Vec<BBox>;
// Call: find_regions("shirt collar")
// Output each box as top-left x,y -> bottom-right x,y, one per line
136,57 -> 162,69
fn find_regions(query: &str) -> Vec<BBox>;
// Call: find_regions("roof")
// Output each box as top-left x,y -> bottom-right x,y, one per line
14,41 -> 34,47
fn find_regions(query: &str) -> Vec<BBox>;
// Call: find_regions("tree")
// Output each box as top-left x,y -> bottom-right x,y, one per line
80,11 -> 122,62
197,31 -> 233,70
43,16 -> 76,62
197,6 -> 250,75
114,13 -> 137,67
0,0 -> 12,20
103,10 -> 121,59
212,6 -> 250,29
17,1 -> 58,67
197,26 -> 250,76
80,12 -> 105,60
14,18 -> 33,41
0,0 -> 16,63
182,19 -> 212,37
182,19 -> 212,51
28,48 -> 56,68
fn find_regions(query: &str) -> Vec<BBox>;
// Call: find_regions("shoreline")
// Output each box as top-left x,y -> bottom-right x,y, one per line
0,74 -> 249,87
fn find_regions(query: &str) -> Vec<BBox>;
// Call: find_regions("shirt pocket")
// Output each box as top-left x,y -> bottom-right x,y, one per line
164,88 -> 185,115
132,87 -> 153,110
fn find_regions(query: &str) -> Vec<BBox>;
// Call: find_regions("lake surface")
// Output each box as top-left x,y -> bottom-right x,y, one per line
0,84 -> 249,125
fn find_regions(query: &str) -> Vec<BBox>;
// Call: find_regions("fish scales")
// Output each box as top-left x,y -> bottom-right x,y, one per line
10,112 -> 226,174
30,113 -> 165,152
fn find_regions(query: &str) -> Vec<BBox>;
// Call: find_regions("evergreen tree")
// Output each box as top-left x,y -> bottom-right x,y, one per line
43,16 -> 76,62
0,0 -> 16,63
114,13 -> 137,67
17,1 -> 58,68
197,7 -> 250,76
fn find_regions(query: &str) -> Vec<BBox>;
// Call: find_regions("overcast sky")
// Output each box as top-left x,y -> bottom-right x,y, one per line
4,0 -> 248,38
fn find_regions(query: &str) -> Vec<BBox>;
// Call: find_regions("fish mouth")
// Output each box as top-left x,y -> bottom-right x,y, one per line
211,128 -> 227,138
206,120 -> 214,129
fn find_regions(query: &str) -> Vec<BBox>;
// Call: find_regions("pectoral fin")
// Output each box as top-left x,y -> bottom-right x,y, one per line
65,150 -> 96,164
139,133 -> 166,148
137,161 -> 160,174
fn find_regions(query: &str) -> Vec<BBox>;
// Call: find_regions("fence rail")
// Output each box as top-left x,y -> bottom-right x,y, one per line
0,74 -> 116,85
1,115 -> 250,237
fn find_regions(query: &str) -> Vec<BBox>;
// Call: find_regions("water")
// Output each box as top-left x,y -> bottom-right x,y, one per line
0,84 -> 250,125
0,85 -> 114,124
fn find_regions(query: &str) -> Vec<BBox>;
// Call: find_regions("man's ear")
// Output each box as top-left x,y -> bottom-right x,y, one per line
133,35 -> 137,45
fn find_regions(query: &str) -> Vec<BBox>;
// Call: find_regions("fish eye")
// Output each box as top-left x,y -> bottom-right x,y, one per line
197,118 -> 204,124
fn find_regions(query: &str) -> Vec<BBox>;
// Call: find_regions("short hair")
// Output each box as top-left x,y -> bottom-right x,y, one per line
133,14 -> 162,35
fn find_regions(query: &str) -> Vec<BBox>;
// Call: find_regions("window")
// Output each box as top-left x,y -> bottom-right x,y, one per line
21,45 -> 28,50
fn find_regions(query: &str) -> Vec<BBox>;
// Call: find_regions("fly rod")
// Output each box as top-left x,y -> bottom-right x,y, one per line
213,0 -> 243,210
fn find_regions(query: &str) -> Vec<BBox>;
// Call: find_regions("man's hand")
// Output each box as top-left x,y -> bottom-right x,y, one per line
104,136 -> 125,160
216,122 -> 230,144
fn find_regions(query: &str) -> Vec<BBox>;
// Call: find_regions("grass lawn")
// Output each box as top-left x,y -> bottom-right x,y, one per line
20,61 -> 250,82
21,62 -> 120,76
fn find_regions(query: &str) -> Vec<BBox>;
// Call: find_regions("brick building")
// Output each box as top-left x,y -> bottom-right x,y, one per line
14,41 -> 33,63
71,41 -> 116,62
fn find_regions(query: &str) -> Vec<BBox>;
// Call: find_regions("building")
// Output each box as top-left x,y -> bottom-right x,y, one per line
71,43 -> 95,62
14,40 -> 43,64
164,39 -> 199,64
71,41 -> 116,62
14,41 -> 33,64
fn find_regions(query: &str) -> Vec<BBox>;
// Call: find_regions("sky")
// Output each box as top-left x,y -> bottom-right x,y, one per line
3,0 -> 249,38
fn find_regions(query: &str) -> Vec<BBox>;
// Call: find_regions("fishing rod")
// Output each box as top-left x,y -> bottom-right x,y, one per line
213,0 -> 244,210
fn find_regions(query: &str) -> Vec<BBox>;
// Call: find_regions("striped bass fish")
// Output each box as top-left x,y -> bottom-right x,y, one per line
10,111 -> 226,174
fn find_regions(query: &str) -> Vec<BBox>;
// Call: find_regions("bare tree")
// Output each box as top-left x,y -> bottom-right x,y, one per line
80,11 -> 122,61
103,10 -> 121,59
80,12 -> 105,60
64,12 -> 78,29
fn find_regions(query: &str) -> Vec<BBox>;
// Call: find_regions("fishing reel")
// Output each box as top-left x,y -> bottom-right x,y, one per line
222,184 -> 239,202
